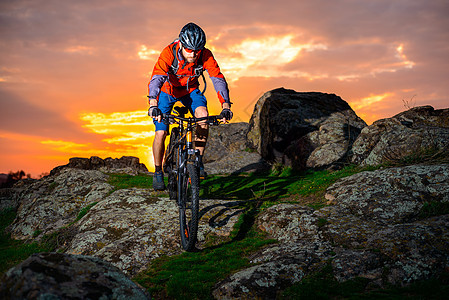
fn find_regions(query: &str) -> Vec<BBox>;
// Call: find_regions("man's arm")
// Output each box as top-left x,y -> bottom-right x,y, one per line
147,45 -> 174,102
202,49 -> 231,107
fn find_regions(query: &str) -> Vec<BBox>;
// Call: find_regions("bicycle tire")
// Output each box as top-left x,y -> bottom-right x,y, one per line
164,127 -> 179,200
179,163 -> 200,251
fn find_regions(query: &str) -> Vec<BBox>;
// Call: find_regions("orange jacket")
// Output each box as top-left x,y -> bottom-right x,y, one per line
148,40 -> 230,104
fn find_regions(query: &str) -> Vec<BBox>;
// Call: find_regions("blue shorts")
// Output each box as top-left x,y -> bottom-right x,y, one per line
153,89 -> 207,131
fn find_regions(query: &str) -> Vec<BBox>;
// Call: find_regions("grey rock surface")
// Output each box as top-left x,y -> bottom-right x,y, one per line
9,168 -> 114,240
50,156 -> 150,176
204,122 -> 270,174
65,188 -> 244,275
246,88 -> 367,170
351,106 -> 449,166
0,252 -> 150,299
213,164 -> 449,299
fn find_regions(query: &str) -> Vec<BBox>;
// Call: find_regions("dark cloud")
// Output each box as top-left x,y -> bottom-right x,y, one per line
0,88 -> 94,140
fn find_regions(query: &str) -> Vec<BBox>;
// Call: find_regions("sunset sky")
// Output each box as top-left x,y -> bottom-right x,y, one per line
1,0 -> 448,177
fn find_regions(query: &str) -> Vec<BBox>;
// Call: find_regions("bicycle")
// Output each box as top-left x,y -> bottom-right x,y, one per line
162,106 -> 223,251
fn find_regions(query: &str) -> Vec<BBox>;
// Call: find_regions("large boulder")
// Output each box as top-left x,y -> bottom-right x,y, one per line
351,106 -> 449,166
0,252 -> 150,299
50,156 -> 149,176
204,122 -> 270,174
213,164 -> 449,298
246,88 -> 367,170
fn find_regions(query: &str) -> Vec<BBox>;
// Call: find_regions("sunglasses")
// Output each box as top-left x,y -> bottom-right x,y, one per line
184,47 -> 201,54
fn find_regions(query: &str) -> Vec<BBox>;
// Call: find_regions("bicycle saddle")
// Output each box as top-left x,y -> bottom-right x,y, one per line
173,106 -> 190,117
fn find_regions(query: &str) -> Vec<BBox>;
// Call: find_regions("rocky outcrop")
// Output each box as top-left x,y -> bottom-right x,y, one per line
65,189 -> 244,275
0,252 -> 150,299
9,168 -> 114,240
4,168 -> 245,276
351,106 -> 449,166
50,156 -> 149,176
204,122 -> 270,174
247,88 -> 367,170
213,164 -> 449,298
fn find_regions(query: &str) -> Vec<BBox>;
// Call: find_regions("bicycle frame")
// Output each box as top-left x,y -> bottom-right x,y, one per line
161,109 -> 221,251
163,112 -> 220,180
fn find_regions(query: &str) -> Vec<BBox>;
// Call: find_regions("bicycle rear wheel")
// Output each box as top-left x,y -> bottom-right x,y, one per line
179,163 -> 200,251
164,127 -> 179,200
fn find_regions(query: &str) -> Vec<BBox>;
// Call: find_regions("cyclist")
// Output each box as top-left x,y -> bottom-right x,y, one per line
147,22 -> 233,190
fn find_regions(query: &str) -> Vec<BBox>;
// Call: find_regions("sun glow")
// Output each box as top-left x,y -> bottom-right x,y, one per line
216,35 -> 327,81
396,44 -> 415,69
138,45 -> 160,60
41,110 -> 156,172
81,110 -> 155,170
352,92 -> 395,110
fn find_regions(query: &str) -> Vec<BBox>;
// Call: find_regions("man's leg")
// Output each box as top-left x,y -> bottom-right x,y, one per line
152,129 -> 167,191
194,105 -> 209,155
152,91 -> 174,190
153,130 -> 167,169
181,89 -> 208,177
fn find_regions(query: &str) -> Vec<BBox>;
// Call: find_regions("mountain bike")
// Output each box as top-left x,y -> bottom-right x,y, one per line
162,106 -> 223,251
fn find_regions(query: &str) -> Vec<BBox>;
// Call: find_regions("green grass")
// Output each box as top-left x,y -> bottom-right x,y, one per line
105,165 -> 376,207
107,173 -> 155,190
419,201 -> 449,219
75,201 -> 98,222
0,200 -> 104,276
134,208 -> 276,299
0,208 -> 54,275
282,262 -> 449,299
107,173 -> 169,197
201,164 -> 378,209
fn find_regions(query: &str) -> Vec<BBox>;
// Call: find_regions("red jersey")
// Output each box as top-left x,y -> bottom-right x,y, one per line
148,40 -> 230,104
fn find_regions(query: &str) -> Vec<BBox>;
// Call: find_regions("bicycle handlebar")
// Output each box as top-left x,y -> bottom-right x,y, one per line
161,113 -> 225,126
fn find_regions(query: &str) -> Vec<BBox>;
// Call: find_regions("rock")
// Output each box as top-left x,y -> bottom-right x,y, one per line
0,188 -> 15,211
212,257 -> 306,299
247,88 -> 367,170
5,165 -> 246,277
50,156 -> 149,176
8,168 -> 114,240
213,164 -> 449,297
1,178 -> 37,210
351,106 -> 449,166
213,239 -> 332,299
65,189 -> 245,276
0,252 -> 150,299
204,122 -> 270,174
325,164 -> 449,224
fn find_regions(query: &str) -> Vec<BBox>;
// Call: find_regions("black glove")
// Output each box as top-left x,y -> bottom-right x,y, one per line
220,108 -> 233,121
148,106 -> 162,118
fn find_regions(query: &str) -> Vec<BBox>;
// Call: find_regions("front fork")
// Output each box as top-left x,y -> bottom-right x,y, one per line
186,127 -> 201,169
177,127 -> 201,208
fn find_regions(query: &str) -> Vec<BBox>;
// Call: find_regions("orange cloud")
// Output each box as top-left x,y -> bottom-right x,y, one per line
138,45 -> 160,60
350,92 -> 396,124
213,35 -> 327,81
41,110 -> 156,172
395,44 -> 415,69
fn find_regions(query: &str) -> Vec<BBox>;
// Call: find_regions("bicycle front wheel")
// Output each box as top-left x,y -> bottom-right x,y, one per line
179,163 -> 200,251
